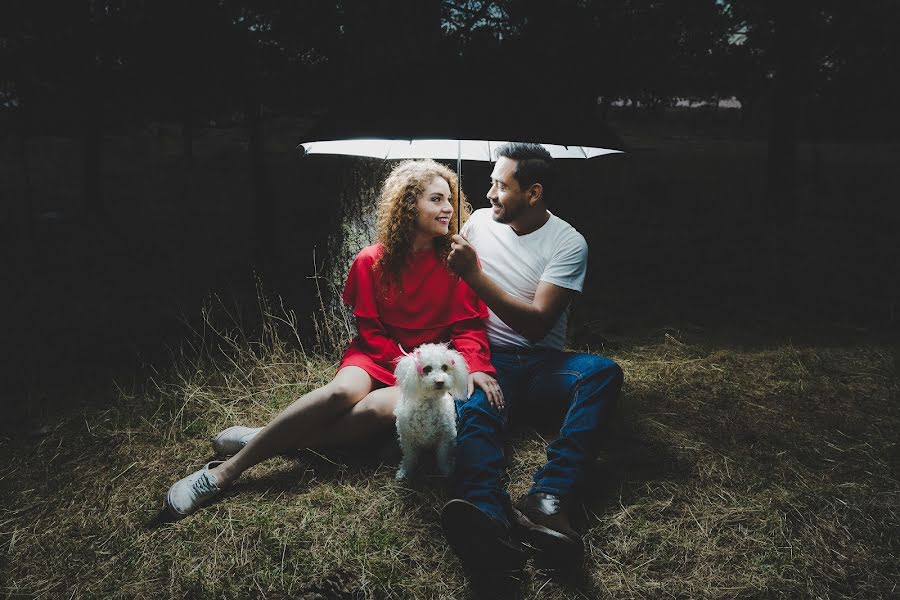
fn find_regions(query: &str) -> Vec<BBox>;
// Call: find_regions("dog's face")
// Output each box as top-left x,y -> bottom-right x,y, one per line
394,343 -> 469,400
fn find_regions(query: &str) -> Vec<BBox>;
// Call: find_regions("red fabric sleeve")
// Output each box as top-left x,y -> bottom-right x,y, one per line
449,274 -> 490,321
341,245 -> 381,318
355,316 -> 403,368
450,317 -> 495,376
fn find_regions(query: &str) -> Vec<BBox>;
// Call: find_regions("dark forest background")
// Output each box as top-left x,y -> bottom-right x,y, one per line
2,0 -> 899,428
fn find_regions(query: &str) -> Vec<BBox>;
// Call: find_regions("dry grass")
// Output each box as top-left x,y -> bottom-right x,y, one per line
1,300 -> 898,599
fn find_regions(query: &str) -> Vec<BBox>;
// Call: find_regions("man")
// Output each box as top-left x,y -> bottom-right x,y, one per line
443,142 -> 624,570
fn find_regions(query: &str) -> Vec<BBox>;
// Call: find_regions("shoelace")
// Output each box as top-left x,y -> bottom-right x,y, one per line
191,471 -> 218,497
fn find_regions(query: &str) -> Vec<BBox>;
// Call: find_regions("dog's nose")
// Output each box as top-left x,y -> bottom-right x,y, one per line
434,381 -> 445,389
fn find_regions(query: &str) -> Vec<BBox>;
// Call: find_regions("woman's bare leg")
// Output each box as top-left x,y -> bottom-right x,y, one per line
209,367 -> 375,486
304,386 -> 400,448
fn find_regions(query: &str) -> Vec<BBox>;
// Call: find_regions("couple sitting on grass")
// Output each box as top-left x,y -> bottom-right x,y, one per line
165,143 -> 624,571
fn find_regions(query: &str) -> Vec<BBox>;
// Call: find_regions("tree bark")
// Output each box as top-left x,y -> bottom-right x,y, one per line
182,93 -> 194,159
82,72 -> 104,220
598,95 -> 612,122
13,100 -> 35,260
312,158 -> 392,354
247,96 -> 277,272
766,1 -> 810,302
324,159 -> 392,290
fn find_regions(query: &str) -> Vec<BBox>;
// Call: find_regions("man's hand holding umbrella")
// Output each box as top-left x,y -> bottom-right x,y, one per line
448,234 -> 480,279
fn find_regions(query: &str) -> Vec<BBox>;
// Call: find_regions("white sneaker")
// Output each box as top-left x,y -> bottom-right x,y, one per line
212,426 -> 262,456
166,461 -> 223,518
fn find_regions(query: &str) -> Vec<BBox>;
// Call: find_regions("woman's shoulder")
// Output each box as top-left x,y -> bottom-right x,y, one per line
354,243 -> 385,264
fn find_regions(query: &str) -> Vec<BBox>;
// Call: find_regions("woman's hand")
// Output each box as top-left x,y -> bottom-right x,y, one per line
468,371 -> 504,410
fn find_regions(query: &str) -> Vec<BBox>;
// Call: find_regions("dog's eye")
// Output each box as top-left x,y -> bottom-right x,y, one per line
441,364 -> 449,372
422,366 -> 432,374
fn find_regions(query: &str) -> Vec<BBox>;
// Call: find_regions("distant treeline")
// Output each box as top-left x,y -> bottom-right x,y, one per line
2,1 -> 897,141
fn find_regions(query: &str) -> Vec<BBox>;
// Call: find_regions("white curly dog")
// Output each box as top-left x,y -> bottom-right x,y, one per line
393,343 -> 469,480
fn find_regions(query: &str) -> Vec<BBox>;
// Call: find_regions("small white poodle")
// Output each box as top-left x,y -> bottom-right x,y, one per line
393,343 -> 469,480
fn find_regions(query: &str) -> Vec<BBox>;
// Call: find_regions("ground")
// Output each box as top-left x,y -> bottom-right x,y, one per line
1,307 -> 897,598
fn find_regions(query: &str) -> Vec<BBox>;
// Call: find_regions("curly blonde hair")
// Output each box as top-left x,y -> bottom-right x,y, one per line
374,159 -> 472,288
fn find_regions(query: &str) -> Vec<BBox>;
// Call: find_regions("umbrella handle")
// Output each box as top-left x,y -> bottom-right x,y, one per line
457,142 -> 462,232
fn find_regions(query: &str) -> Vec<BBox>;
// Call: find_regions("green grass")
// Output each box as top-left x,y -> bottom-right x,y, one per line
2,297 -> 898,599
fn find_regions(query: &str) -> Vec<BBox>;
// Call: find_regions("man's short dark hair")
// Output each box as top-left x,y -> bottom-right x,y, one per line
494,142 -> 556,204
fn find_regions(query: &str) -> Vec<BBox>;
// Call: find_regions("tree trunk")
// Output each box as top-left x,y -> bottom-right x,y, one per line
766,1 -> 810,304
82,77 -> 104,220
738,94 -> 753,130
324,159 -> 393,289
247,96 -> 277,272
312,159 -> 392,354
182,92 -> 194,159
13,102 -> 35,261
598,95 -> 612,122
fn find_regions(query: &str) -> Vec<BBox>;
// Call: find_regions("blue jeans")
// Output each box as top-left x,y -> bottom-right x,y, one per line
454,347 -> 623,527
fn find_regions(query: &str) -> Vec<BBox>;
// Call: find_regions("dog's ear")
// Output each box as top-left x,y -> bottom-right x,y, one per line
447,349 -> 469,400
394,353 -> 420,399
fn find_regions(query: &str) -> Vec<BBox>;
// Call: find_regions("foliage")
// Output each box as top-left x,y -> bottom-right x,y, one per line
2,1 -> 897,139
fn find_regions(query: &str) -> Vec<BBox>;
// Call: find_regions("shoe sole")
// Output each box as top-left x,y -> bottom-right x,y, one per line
511,508 -> 584,565
165,486 -> 191,519
441,500 -> 527,571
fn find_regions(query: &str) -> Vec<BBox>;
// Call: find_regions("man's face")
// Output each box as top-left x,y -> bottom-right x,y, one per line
487,157 -> 530,224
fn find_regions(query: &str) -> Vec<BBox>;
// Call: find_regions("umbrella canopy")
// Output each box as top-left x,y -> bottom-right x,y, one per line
298,138 -> 623,230
299,139 -> 622,161
299,89 -> 627,228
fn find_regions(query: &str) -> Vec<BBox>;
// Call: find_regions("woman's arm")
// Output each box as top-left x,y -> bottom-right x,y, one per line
355,316 -> 404,368
450,317 -> 495,376
450,317 -> 504,409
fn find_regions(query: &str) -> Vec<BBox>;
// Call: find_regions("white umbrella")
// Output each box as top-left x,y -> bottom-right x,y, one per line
298,138 -> 623,229
299,139 -> 621,161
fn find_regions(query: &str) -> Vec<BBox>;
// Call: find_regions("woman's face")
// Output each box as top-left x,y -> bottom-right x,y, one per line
414,176 -> 453,240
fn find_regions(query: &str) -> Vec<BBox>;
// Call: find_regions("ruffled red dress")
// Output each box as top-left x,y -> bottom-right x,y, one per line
338,243 -> 495,385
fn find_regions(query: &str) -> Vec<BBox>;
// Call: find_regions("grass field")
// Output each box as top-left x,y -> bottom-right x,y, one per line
1,293 -> 897,599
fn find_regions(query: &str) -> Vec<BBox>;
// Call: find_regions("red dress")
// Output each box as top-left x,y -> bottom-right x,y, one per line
338,243 -> 495,385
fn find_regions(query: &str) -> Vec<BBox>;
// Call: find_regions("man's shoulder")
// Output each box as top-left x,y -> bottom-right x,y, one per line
546,214 -> 588,250
469,208 -> 492,224
464,208 -> 494,236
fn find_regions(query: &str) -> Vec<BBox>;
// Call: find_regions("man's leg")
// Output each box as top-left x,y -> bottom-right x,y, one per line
514,351 -> 623,563
442,368 -> 527,570
451,388 -> 512,526
528,352 -> 623,495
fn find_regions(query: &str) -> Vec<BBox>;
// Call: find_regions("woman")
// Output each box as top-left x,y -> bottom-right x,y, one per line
166,159 -> 503,518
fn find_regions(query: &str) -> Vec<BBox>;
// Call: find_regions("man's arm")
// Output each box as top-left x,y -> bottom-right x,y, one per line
449,235 -> 576,343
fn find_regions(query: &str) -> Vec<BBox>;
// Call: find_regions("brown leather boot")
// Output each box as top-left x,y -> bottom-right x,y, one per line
513,493 -> 584,565
441,499 -> 528,572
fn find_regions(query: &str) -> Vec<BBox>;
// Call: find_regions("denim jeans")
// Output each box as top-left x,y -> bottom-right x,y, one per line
453,347 -> 624,528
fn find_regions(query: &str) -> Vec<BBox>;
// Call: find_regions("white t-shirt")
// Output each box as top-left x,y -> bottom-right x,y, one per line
462,208 -> 588,350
